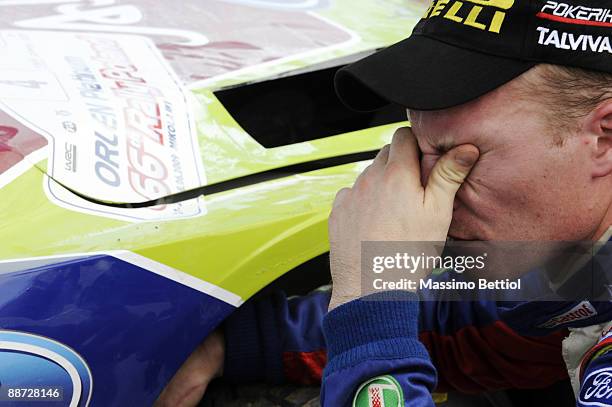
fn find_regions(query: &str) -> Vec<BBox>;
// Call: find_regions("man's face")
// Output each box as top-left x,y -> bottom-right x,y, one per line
410,69 -> 610,242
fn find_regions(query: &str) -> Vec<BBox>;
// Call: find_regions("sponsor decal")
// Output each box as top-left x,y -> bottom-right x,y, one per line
353,375 -> 404,407
535,26 -> 612,54
537,301 -> 597,329
538,1 -> 612,27
64,142 -> 77,173
535,2 -> 612,55
0,1 -> 354,85
580,367 -> 612,406
0,31 -> 206,221
0,330 -> 92,407
424,0 -> 514,33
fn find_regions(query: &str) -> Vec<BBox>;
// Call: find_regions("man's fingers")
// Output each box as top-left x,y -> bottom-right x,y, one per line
352,143 -> 389,189
388,127 -> 421,170
330,187 -> 352,241
372,143 -> 390,168
332,187 -> 351,209
425,144 -> 479,209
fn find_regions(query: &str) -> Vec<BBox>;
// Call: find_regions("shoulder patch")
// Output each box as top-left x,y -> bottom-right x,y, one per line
579,367 -> 612,406
353,375 -> 404,407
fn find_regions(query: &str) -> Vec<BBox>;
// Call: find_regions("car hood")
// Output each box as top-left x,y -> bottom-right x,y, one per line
0,0 -> 427,221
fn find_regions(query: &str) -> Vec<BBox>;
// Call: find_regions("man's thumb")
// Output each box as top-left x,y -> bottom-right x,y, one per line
425,145 -> 479,208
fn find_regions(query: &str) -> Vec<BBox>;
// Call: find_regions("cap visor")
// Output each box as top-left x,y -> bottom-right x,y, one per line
335,35 -> 536,112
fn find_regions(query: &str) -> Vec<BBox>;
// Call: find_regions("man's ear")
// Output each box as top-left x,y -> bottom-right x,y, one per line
585,100 -> 612,178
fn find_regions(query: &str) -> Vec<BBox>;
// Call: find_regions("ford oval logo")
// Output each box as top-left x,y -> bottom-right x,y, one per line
0,331 -> 92,407
580,367 -> 612,407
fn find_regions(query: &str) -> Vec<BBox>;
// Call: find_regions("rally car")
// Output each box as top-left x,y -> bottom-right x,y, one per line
0,1 -> 425,405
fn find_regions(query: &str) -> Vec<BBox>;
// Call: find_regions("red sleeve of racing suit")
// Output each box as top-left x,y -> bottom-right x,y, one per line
418,299 -> 569,393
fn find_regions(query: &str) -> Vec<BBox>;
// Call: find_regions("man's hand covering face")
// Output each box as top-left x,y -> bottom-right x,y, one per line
328,126 -> 479,310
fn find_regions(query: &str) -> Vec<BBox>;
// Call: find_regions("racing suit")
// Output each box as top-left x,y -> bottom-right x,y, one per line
223,231 -> 611,406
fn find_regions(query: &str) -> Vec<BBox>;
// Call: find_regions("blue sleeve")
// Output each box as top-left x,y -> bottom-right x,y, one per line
321,291 -> 437,407
223,288 -> 330,384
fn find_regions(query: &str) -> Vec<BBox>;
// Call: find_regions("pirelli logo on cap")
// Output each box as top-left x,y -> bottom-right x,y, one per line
424,0 -> 515,33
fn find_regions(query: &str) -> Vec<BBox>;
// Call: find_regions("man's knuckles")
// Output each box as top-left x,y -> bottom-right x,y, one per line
373,144 -> 391,166
332,187 -> 352,207
393,126 -> 413,139
353,170 -> 375,193
384,160 -> 411,180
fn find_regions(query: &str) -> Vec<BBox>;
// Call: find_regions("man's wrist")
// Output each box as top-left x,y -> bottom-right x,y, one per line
329,293 -> 361,311
323,291 -> 428,374
329,289 -> 418,311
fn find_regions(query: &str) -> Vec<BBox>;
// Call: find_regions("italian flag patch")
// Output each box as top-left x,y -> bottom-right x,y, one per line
353,375 -> 404,407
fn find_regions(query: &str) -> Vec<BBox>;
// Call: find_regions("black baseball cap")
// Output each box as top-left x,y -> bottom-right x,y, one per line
335,0 -> 612,112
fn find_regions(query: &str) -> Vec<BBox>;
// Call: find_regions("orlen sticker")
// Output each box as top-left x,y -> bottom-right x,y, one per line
0,31 -> 206,222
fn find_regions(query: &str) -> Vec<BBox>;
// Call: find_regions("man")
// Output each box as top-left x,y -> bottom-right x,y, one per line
156,0 -> 612,406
